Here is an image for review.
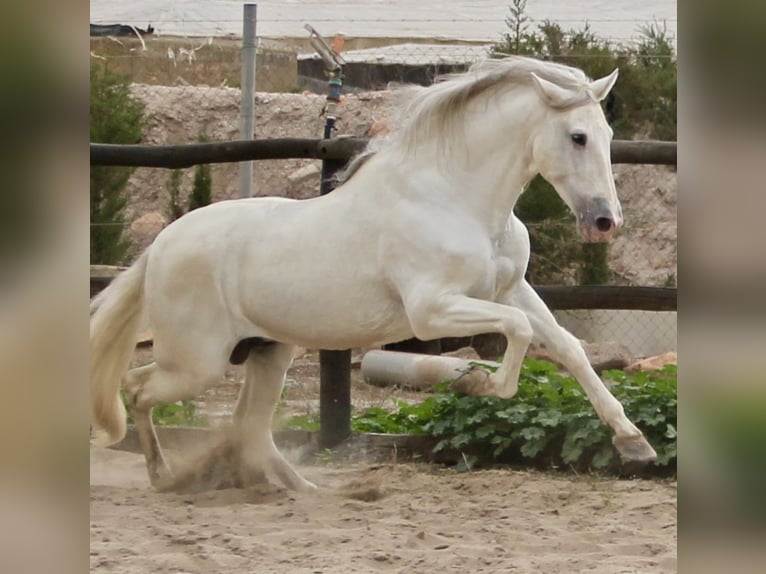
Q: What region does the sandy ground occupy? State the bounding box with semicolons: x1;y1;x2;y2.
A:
99;331;677;572
90;446;676;573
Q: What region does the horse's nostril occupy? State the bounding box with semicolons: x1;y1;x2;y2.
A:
595;217;613;232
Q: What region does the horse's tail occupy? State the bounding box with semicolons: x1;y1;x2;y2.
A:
90;250;150;446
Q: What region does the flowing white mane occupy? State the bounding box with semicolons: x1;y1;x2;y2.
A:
398;56;593;146
339;56;597;183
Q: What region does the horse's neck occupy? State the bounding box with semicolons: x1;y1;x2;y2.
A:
459;144;537;233
408;98;541;235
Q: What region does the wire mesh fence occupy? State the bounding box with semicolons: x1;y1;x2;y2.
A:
89;17;676;358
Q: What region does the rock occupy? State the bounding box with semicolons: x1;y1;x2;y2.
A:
130;211;167;243
582;341;634;372
287;163;321;185
367;117;391;137
526;343;561;365
441;346;481;361
625;351;677;372
283;378;308;391
292;347;308;359
528;340;633;373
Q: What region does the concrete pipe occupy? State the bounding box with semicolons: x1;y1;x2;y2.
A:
360;350;500;391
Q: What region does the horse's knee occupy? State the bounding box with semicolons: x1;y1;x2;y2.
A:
129;366;220;411
567;346;589;370
503;309;533;343
123;365;153;411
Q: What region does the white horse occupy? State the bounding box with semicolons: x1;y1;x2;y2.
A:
91;56;657;491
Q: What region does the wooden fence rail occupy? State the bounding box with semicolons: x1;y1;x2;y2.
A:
90;138;677;169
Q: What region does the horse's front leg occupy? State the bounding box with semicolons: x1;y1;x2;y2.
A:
405;293;533;398
507;280;657;463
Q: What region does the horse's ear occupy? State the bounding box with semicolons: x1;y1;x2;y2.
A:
530;73;578;108
589;69;619;102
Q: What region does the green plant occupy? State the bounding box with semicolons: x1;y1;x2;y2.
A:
626;21;677;141
166;168;185;221
188;134;212;212
663;273;677;287
90;63;145;264
283;358;677;475
447;360;675;473
500;0;535;55
579;243;610;285
515;177;580;284
281;413;320;432
153;400;206;426
121;390;206;427
428;360;675;473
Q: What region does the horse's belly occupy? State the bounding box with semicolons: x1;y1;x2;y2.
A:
240;282;414;349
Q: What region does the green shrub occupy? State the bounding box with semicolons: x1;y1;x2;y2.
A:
166;169;185;222
284;358;677;475
90;63;145;264
164;134;213;221
188;134;213;212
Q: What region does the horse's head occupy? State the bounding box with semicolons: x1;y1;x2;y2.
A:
529;69;622;242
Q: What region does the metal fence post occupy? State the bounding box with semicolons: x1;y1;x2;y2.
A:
239;4;257;198
318;153;351;449
305;25;352;449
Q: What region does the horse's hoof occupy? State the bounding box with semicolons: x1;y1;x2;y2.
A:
613;434;657;464
450;377;488;396
150;465;175;490
295;479;319;493
449;377;473;395
450;368;494;396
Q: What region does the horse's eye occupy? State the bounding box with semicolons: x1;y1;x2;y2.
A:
571;132;587;147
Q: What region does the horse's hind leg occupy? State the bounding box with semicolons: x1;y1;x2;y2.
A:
236;342;317;492
124;359;225;486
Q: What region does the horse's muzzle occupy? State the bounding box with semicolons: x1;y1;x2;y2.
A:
578;210;622;242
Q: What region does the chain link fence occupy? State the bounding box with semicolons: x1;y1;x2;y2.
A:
89;20;676;358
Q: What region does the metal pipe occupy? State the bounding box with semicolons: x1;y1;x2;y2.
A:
318;349;352;449
310;25;352;449
238;4;257;198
